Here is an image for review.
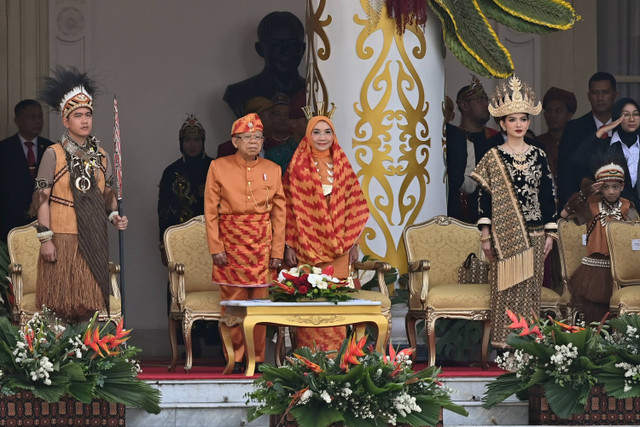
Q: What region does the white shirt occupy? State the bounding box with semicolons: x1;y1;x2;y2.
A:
18;134;39;159
594;115;613;137
611;130;640;187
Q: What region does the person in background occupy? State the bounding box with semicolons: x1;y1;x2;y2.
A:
450;76;498;223
265;93;299;175
158;114;213;259
288;89;308;144
537;87;577;181
0;100;54;242
557;72;617;211
204;113;285;373
444;96;471;221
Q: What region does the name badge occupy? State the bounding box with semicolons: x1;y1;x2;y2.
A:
582;234;587;246
632;239;640;251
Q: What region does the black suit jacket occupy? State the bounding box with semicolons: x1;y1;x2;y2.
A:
570;133;640;208
0;133;54;241
557;112;598;211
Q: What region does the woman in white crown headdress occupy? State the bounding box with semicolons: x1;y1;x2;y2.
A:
470;76;557;347
30;67;128;323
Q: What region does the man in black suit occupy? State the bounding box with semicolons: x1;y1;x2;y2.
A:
0;100;54;241
557;72;618;211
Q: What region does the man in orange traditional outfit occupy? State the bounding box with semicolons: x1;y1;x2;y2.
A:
204;113;285;373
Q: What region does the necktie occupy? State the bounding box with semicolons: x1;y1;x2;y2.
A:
25;141;36;179
599;125;608;139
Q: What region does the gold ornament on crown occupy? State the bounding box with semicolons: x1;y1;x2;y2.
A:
306;0;331;109
489;75;541;118
302;102;337;120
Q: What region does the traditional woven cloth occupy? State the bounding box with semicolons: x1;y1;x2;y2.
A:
211;213;272;286
283;116;370;264
471;148;534;291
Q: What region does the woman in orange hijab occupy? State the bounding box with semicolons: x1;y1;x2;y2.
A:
283;115;370;350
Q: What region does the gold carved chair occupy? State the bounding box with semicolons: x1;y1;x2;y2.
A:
606;220;640;315
557;218;587;323
164;215;220;372
402;216;491;368
7;222;121;327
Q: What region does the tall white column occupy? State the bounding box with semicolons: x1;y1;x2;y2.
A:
306;0;446;271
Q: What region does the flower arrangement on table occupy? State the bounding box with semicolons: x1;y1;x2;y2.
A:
247;335;468;427
482;310;640;419
0;308;161;414
270;265;355;303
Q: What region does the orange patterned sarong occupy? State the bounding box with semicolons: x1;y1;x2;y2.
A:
212;213;272;286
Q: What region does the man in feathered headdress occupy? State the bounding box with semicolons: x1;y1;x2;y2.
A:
31;66;128;323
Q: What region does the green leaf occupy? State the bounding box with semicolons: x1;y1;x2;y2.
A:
543;382;588;419
289;406;345;427
493;0;577;29
435;0;514;78
482;372;524;408
477;0;556;34
428;0;496;78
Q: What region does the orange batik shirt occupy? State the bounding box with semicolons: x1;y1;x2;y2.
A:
204;153;286;286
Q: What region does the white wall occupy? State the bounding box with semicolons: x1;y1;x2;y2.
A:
48;0;304;355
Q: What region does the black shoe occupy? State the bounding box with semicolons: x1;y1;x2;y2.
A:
232;362;244;374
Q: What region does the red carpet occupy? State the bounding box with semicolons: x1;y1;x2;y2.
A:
138;360;505;380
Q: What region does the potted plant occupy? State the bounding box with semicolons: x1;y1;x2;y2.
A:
0;308;161;423
482;310;640;424
246;335;467;427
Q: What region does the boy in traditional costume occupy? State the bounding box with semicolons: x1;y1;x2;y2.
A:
561;163;638;323
471;76;557;348
31;67;127;323
204;113;285;373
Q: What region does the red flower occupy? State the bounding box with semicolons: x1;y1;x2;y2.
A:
297;285;309;295
340;335;367;371
321;265;334;276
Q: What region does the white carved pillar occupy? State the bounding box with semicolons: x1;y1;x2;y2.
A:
48;0;92;137
306;0;446;271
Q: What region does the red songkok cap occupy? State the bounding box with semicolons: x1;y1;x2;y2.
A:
231;113;264;136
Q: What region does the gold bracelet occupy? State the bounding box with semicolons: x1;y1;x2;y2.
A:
479;235;491;242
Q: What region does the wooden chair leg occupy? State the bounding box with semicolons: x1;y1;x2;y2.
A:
168;317;179;372
275;326;286;367
481;319;491;370
405;315;418;362
427;317;437;367
183;318;194;372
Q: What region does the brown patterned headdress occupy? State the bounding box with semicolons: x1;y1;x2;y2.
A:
489;75;542;117
456;75;487;104
179;114;205;140
595;163;625;183
40;67;99;118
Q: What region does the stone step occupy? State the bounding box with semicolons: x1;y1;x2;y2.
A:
126;376;532;426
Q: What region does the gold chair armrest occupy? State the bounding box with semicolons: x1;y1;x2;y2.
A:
407;260;430;304
167;262;186;308
353;260;392;298
108;262;121;301
9;263;24;308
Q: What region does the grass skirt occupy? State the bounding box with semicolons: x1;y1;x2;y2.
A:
567;254;612;323
36;233;106;323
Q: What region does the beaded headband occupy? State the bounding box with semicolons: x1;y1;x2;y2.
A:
595;163;625;182
456;75;487;104
59;86;93;118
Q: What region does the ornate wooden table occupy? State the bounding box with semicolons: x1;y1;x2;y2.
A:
219;299;388;376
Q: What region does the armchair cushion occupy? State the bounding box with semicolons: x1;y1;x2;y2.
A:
425;284;490;310
541;287;561;304
183;290;222;313
610;286;640;313
19;293;121;316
